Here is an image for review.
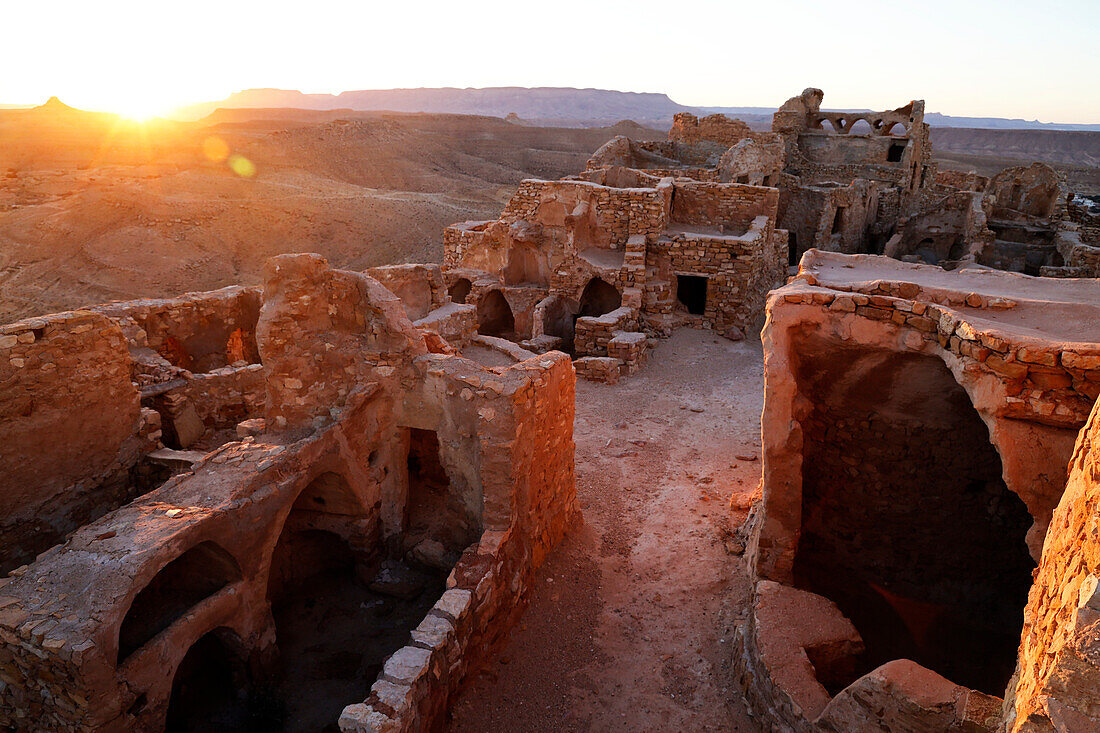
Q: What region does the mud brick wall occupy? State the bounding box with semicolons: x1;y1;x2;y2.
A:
341;354;577;732
500;179;668;247
443;224;493;268
658;219;784;332
0;311;155;573
574;307;639;357
93;286;261;373
1005;400;1100;732
670;182;779;231
179;364;266;430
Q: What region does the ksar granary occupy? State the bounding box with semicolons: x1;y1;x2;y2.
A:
1;89;1098;732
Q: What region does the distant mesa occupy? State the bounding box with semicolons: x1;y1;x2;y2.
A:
170;86;1100;132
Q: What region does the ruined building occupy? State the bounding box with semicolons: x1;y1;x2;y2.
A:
0;254;576;731
740;250;1100;731
1;86;1099;733
443;166;787;382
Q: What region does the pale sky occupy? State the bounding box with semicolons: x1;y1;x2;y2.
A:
3;0;1097;122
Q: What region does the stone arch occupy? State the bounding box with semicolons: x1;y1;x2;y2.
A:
787;341;1035;695
448;278;472;305
756;314;1074;588
117;542;242;663
534;294;578;352
848;118;872;134
503;244;547;286
577;277;622;318
266;470;372;603
163;627;261;732
476;290;515;337
886;122;908;137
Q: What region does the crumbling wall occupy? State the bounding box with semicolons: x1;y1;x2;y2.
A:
367;264;449;322
987;163;1061;221
886;189;994;264
718;137;785;186
92;286;262;372
670;112;757;147
778;180;879;257
257;254;427;431
341;350;577;732
0;256;578;733
1004;399;1100;732
0;311;157;573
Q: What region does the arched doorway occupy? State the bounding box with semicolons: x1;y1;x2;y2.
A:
118;542;241;663
448;278;472;305
476;290;515;338
265;471;447;731
790;344;1035;696
164;629;264;732
577;278;621;318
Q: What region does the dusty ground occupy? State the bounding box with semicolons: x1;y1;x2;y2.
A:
0;102;661;322
448;329;764;732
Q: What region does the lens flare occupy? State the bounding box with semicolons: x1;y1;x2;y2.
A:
228;154;256;178
202;136;230;162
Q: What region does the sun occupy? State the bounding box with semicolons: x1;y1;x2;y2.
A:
104;94;177;122
114;102;161;122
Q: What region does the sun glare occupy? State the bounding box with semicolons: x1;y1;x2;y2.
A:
115;103;160;122
100;94;178;123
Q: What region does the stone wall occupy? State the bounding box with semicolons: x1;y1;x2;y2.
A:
178;364;266;431
574;306;639;357
341;351;577;732
0;311;156;573
92;286;262;373
257;254;427;431
498;179;668;248
669;181;779;231
367;264;450;322
1004;399;1100;732
669;112;757;147
0;258;578;733
657;216;785;332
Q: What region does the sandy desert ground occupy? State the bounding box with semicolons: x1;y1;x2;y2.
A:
2;100;1097;325
0;101;660;323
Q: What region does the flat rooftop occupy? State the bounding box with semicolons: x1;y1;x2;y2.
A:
797;250;1100;345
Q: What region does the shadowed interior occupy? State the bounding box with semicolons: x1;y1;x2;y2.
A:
790;340;1036;696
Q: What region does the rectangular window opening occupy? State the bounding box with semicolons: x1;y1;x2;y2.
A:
676;275;708;316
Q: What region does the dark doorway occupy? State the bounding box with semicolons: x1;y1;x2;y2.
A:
164;629;267;732
265;473;438;732
577;278;622;318
406;429;478;553
448;278;472;305
791;345;1035;696
119;543;241;662
788;232;800;267
476;290;515;338
676;275;707;316
887;142;906;163
831;206;845;235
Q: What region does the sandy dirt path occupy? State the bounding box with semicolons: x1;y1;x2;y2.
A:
448;328;765;732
